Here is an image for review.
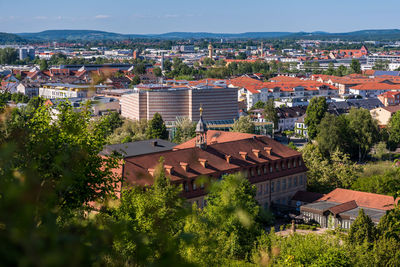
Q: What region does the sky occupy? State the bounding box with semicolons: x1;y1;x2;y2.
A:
1;0;400;34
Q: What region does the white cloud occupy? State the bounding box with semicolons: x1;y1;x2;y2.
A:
95;14;111;19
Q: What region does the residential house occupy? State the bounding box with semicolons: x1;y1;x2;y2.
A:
294;114;308;137
370;105;400;127
300;188;396;229
378;91;400;106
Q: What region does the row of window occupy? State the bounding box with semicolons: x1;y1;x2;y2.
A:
256;175;304;196
247;157;303;178
183;180;205;192
182;157;303;193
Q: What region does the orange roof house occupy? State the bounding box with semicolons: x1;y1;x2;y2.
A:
300;188;397;228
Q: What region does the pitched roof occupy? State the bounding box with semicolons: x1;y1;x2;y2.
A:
328;200;358;215
101;139;177;158
269;76;303;82
175;130;261;149
228;76;266;94
382;105;400;114
124;134;304;186
350;82;400;90
317;188;396;210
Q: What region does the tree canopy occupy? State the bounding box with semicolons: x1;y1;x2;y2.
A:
231;116;255;134
304;97;328;139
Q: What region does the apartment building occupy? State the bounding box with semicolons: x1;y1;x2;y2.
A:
120;84;238;122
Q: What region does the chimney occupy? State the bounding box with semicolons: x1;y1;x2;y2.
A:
264;147;272;155
252;149;261;158
165;165;174;175
148;168;155;176
180;162;189;172
152;140;158;147
199;158;208;168
239;151;248;160
225;154;232;163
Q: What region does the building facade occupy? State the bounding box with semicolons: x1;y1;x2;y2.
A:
119;125;307;209
120;85;238;122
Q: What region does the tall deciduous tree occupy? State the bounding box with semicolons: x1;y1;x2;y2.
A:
173;117;195;144
146;112;168;140
350;59;361;74
0;102;120;211
346;107;379;162
39;59;48;71
304;97;328;139
264;99;278;129
113;158;186;262
316;113;348;157
182;173;261;264
388;111;400;150
231;116;255;134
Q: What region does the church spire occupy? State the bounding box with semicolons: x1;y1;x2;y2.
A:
195;105;207;149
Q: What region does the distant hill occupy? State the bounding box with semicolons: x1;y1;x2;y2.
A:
0;32;25;44
17;30;138;41
12;29;400;41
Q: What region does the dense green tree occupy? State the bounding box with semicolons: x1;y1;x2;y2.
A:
316;113;348;157
346;107;379;161
304;97;328;139
39;59;48;71
112;158;187;263
350;59;361;74
0;47;17;64
134;63;146;75
252;100;265;109
153;66;162;77
265;232;349;266
231;116;255;134
182;173;261;264
106;119;148;144
335;65;349;76
146;112;168;139
263;99;278;129
351;168;400;196
95;111;123;138
1;102;120;211
302;144;360;192
348;209;376;246
173;117;196;144
388;111;400;150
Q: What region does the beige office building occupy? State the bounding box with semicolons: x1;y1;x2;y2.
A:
120;85;238;122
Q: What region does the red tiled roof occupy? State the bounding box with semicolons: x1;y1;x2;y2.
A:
270;76;303;82
382;105;400;113
379;91;400;99
350;82;400;90
328;200;358;215
123;134;304;187
175;130;261;149
317;188;396;210
228;76;266;94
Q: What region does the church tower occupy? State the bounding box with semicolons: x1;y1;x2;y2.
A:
195;106;208;149
208;42;213;59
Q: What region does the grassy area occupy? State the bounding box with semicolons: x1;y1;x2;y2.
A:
359;161;396;177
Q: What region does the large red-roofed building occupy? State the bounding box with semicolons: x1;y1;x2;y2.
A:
118;114;307;208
